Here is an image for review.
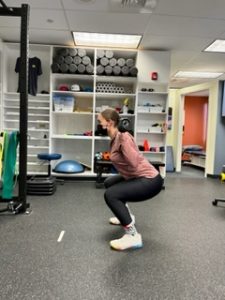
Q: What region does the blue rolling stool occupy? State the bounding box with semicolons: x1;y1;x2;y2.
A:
37;153;62;178
27;153;62;195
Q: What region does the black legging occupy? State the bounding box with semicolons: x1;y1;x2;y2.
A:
104;174;163;226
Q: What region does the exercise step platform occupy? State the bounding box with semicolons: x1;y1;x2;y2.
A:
27;177;56;195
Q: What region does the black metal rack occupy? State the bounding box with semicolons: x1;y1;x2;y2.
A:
0;1;30;214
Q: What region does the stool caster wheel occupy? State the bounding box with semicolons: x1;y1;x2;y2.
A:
212;200;218;206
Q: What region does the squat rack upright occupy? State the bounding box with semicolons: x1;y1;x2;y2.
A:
0;1;30;214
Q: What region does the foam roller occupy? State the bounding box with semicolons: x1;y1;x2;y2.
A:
82;56;91;65
64;56;73;64
97;50;105;59
77;48;86;57
54;55;64;64
126;58;135;67
109;57;117;67
117;58;126;67
97;65;104;75
58;48;69;57
51;63;60;73
77;64;86;74
86;64;94;74
68;48;77;57
130;67;138;77
100;57;109;66
69;64;77;73
105;65;113;75
73;56;82;65
60;63;69;73
113;66;121;76
105;50;114;58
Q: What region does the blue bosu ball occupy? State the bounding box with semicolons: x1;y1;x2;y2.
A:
54;160;84;173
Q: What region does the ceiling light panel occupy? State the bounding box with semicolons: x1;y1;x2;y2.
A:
204;39;225;53
73;32;142;48
174;71;223;79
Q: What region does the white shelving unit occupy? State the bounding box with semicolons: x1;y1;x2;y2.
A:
50;47;138;177
136;89;168;176
2;43;51;175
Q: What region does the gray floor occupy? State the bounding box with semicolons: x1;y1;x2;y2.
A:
1;173;225;300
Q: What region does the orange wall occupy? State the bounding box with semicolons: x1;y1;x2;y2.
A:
183;96;208;149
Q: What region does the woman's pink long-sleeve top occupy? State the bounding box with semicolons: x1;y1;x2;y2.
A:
110;131;159;180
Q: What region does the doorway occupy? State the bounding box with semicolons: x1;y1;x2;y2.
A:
181;90;209;177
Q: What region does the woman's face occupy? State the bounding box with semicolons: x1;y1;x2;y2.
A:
97;113;110;130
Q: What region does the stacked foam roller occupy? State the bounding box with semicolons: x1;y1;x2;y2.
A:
51;47;94;75
96;82;125;93
96;50;138;77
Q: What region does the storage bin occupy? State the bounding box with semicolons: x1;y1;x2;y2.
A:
53;95;75;112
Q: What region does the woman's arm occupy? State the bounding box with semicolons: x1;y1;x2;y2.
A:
119;132;140;168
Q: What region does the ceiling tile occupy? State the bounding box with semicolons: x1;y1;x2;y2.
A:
29;9;69;30
3;0;62;9
61;0;108;11
145;15;225;38
29;29;73;46
66;11;151;34
155;0;225;19
140;35;212;52
0;27;20;43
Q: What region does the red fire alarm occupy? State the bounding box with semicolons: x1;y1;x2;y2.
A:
151;72;158;81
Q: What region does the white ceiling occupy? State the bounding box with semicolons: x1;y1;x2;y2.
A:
1;0;225;89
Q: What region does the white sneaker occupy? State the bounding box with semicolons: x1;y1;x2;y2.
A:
109;214;135;225
110;233;143;251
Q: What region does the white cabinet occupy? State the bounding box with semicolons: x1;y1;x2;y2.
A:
2;43;51;175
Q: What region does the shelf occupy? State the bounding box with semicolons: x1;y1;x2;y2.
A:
4;105;49;110
96;93;136;98
27;145;49;149
138;91;168;95
141;151;165;154
94;136;110;140
52;90;93;97
136;131;166;135
4;92;50;98
51;74;94;80
52;111;92;116
137;111;166;115
5;119;49;124
96;75;137;83
51;134;92;140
